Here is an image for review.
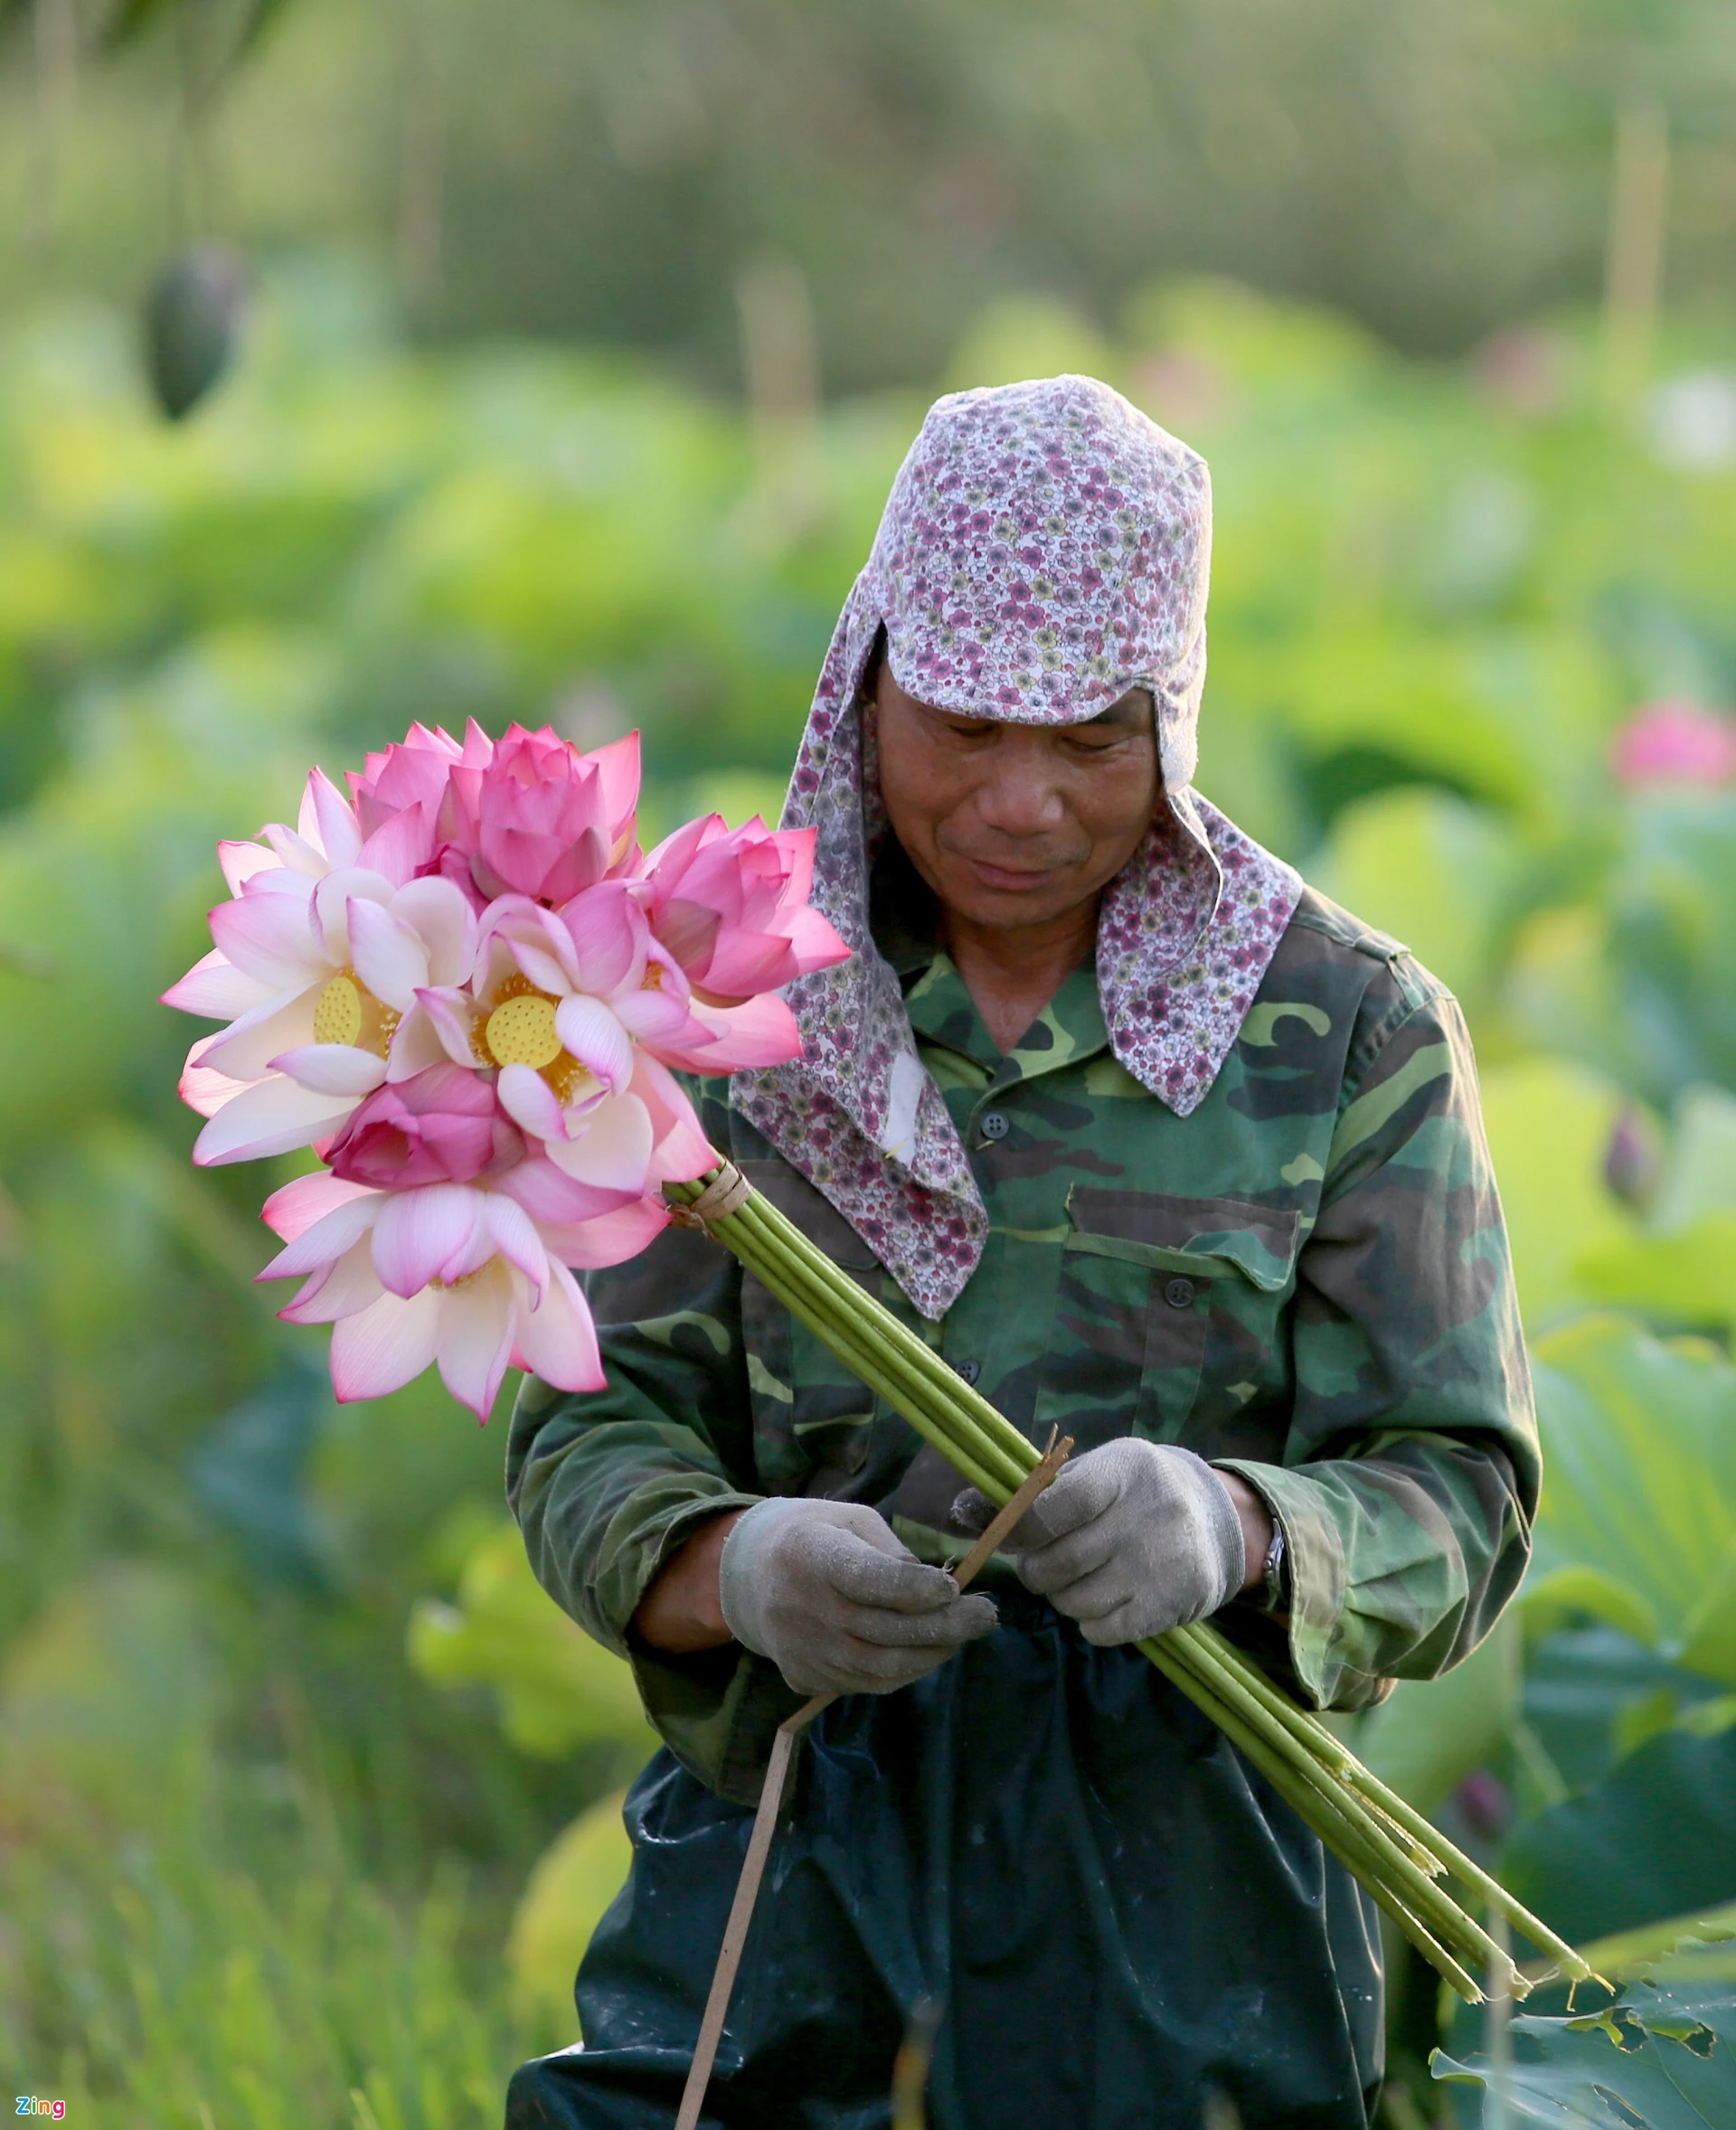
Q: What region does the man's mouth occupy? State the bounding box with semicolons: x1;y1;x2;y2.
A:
956;853;1060;891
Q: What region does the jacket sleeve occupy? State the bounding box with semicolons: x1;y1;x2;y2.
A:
507;1179;813;1803
1217;972;1539;1712
506;1216;763;1659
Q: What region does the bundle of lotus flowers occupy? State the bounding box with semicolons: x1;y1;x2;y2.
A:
666;1164;1591;2007
164;721;849;1418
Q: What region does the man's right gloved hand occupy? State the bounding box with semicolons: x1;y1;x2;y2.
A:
717;1496;997;1697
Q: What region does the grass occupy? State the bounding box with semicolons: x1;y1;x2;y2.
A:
1;1823;521;2128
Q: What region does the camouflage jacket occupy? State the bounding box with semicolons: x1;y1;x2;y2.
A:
508;885;1539;1805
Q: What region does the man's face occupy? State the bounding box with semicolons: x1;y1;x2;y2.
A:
873;660;1161;933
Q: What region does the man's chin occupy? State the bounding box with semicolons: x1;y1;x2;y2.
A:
941;876;1095;931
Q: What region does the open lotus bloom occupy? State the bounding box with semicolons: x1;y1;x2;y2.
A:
165;721;850;1418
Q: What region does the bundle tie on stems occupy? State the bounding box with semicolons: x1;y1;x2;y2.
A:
673;1428;1074;2130
665;1160;1598;2043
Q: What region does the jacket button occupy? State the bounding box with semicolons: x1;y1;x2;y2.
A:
1164;1277;1197;1309
954;1359;982;1385
979;1110;1010;1141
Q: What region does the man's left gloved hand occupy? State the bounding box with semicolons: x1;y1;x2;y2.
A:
953;1437;1249;1645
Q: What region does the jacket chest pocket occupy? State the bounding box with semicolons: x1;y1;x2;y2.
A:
735;1155;882;1495
1036;1186;1302;1452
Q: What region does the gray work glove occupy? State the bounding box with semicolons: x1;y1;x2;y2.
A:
953;1438;1247;1645
718;1496;998;1697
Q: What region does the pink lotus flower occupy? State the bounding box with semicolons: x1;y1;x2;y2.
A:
414;882;748;1173
1612;699;1736;787
258;1166;638;1419
326;1063;514;1191
445;725;640;904
639;814;848;1003
221;759;439;898
165;862;479;1165
348;720;493;842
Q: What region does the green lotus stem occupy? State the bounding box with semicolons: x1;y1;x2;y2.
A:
665;1167;1571;2002
1153;1627;1460;1898
725;1202;1022;1495
731;1201;1037;1503
1167;1626;1472;1893
1132;1627;1486;1999
1139;1627;1518;1994
1339;1767;1591;1982
732;1195;1037;1475
1184;1595;1585;1972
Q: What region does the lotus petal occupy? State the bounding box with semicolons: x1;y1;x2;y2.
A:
299;764;363;869
675;993;805;1072
514;1259;604;1390
481;1190;550;1298
260;823;333;878
179;1036;257;1120
561;881;647;997
383;1002;454;1082
357;798;434;886
638;812;714;881
278;1238;386;1324
435;1259;517;1419
311;866;397;960
418;991;486;1078
633;1053;717;1181
496;1153;641;1230
218;839;281;894
209;881;324;991
537;1193;670;1270
270;1044;390;1098
610;985;715;1054
495;913;578;998
261;1168;378;1243
370;1183;484;1296
329;1286;442;1401
695;928;799;1002
347;895;432;1012
496;1061;571;1144
198;987;317;1082
591;731;641;845
161;948;274;1020
391;875;476;989
259;1188;384;1277
553;994;633;1094
546;1091;654;1193
193;1074;357;1165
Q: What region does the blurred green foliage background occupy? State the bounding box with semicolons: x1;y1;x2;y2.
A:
3;3;1736;2125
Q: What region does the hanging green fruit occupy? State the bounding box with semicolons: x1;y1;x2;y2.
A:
143;243;250;420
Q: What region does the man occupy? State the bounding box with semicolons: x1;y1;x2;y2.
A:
505;375;1535;2128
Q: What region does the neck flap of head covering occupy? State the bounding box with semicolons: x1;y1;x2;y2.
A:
732;374;1301;1320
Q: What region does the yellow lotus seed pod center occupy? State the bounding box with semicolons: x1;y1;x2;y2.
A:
313;974;364;1048
486;992;562;1070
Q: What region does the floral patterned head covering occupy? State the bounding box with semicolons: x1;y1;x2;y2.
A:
733;375;1301;1319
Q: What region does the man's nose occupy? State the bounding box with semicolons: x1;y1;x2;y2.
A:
973;742;1067;837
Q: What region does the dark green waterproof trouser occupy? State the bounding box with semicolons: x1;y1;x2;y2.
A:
505;1590;1383;2130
